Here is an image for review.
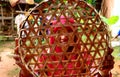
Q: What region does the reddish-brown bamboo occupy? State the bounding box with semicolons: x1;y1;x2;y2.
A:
15;0;114;77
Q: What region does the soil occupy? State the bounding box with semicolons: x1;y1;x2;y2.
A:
0;42;20;77
0;41;120;77
111;60;120;77
0;49;18;77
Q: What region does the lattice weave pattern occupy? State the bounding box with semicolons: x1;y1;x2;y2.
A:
16;0;113;77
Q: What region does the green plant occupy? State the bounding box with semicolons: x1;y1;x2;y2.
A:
101;16;119;26
0;4;7;6
34;0;43;3
7;68;20;77
101;16;119;38
0;36;7;41
112;46;120;60
85;0;96;7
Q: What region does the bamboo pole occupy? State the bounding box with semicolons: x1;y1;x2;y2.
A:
0;5;4;25
11;8;14;33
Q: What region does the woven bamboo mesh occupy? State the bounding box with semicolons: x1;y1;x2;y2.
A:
16;0;113;77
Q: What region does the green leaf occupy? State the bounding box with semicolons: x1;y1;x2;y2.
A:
34;0;43;3
100;16;109;25
108;16;119;25
101;16;119;26
87;0;92;4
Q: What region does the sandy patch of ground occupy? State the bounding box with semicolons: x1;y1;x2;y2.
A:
112;60;120;77
0;48;19;77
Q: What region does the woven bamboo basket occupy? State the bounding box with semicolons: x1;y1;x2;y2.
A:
14;0;114;77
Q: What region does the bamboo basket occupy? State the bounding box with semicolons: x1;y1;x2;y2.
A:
14;0;114;77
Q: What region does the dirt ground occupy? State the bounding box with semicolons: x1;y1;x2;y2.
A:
0;49;19;77
0;41;120;77
111;60;120;77
0;41;20;77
